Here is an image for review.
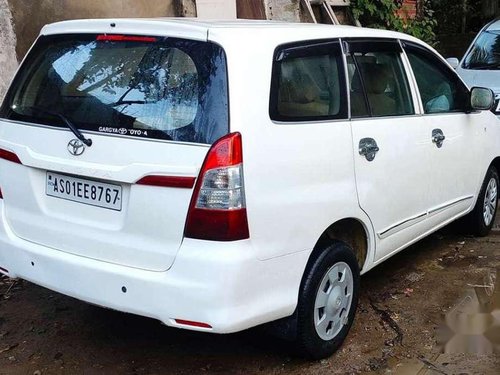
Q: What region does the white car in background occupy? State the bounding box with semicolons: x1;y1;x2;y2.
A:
0;19;499;359
448;18;500;116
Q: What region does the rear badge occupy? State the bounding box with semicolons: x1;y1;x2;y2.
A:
67;139;85;156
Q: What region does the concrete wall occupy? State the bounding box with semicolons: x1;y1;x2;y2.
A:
8;0;178;60
197;0;236;19
6;0;308;62
0;0;18;101
264;0;300;22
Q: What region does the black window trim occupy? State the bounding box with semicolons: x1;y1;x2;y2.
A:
343;38;403;54
269;38;349;123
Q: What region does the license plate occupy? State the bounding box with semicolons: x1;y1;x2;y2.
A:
46;172;122;211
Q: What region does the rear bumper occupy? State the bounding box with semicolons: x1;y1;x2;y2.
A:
0;204;307;333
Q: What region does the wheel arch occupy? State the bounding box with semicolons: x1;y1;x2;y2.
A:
309;218;371;273
478;157;500;207
490;157;500;178
461;158;499;215
268;217;373;341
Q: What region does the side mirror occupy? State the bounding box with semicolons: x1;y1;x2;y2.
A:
471;87;495;111
446;57;460;69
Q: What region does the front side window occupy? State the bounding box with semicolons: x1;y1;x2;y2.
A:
346;40;414;118
463;30;500;70
270;40;347;122
0;34;229;144
405;45;470;114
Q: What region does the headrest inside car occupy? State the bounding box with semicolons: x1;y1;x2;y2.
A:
280;60;320;104
352;62;389;95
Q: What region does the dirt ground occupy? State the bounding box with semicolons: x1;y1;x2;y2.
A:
2;219;500;375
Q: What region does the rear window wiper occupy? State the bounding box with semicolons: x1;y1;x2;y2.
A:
13;105;92;146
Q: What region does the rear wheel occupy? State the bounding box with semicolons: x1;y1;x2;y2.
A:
465;166;499;236
295;241;360;359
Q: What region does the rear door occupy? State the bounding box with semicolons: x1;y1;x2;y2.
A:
347;39;434;262
0;33;229;271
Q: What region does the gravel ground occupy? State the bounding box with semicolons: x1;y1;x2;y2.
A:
1;220;500;374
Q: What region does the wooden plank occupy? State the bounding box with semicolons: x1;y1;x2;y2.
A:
236;0;266;19
329;0;351;5
302;0;359;25
322;2;339;24
301;0;318;23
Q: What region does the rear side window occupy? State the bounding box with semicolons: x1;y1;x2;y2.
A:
345;40;414;118
270;40;347;122
0;34;229;144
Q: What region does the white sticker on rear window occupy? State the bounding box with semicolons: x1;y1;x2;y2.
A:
98;127;149;137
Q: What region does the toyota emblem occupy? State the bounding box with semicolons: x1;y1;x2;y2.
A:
67;139;85;156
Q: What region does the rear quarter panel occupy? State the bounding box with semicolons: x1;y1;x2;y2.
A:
211;28;375;265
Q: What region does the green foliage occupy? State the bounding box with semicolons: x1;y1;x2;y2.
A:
433;0;484;35
351;0;437;45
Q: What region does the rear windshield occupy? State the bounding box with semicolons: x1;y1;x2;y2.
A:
0;34;229;144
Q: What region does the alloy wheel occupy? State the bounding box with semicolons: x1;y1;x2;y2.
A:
483;177;498;227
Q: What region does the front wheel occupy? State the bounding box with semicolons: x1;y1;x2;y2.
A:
465;166;499;236
295;241;360;359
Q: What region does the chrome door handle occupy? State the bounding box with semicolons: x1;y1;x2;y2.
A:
359;138;379;162
432;129;446;148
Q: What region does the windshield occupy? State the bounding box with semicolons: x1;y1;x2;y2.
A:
463;30;500;70
0;34;229;144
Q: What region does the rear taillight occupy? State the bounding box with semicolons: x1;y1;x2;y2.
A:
0;148;21;200
174;319;212;329
184;132;249;241
0;148;21;164
136;175;195;189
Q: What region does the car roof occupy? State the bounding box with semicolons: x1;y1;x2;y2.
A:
40;18;426;46
486;18;500;31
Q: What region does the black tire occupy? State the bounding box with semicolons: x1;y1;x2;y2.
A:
294;241;360;360
464;166;499;237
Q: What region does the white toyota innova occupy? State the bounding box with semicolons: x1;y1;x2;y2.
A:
0;19;499;359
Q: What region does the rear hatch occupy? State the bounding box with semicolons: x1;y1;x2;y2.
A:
0;32;229;271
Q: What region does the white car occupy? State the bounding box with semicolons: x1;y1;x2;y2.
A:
448;18;500;117
0;19;498;359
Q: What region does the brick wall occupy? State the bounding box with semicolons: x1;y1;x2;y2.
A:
397;0;418;20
